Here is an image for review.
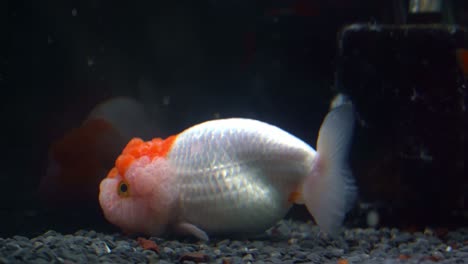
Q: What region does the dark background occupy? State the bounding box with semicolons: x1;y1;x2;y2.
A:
3;0;467;237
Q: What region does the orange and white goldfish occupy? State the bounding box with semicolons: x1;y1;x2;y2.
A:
98;104;357;240
39;96;158;208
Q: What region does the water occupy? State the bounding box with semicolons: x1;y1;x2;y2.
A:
3;0;467;259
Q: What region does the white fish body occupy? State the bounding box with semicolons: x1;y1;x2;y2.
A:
99;104;357;241
169;118;316;236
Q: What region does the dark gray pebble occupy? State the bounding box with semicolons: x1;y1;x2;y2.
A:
269;257;284;264
228;256;244;264
307;252;322;262
293;250;308;260
217;239;230;247
251;241;264;249
461;246;468;252
243;253;254;261
300;239;318;249
393;232;413;244
229;240;244;249
347;253;370;263
324;247;344;258
1;220;468;264
156;260;172;264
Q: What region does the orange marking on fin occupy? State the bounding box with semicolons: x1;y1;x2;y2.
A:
288;191;302;203
109;135;178;178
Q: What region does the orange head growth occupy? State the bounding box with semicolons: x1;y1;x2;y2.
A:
107;135;177;178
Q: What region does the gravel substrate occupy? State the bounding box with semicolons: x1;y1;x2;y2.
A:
1;220;467;264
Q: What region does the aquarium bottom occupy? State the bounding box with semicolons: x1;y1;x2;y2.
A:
1;219;467;264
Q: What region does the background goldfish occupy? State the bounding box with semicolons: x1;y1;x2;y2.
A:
39;96;159;209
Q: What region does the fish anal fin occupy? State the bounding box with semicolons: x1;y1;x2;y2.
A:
175;222;209;241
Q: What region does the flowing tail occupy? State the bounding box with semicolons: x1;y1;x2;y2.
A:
302;103;357;235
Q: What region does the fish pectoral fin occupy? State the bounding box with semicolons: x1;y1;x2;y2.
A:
175;222;209;241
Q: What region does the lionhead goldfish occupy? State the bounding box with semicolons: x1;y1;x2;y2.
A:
99;104;357;240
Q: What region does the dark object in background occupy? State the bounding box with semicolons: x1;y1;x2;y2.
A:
336;23;467;229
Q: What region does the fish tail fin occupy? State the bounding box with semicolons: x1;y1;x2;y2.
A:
302;103;357;235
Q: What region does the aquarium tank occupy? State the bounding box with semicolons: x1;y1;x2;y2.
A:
3;0;467;263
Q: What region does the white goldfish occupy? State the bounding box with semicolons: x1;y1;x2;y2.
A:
99;104;357;240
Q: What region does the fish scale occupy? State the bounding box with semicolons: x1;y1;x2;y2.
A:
167;119;315;234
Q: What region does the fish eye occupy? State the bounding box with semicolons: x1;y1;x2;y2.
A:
120;183;128;192
118;181;130;197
